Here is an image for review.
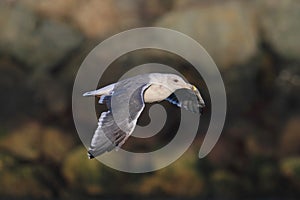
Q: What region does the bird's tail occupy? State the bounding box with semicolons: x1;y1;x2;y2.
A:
83;84;115;97
83;90;101;97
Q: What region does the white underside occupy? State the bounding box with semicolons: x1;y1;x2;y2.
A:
143;84;172;103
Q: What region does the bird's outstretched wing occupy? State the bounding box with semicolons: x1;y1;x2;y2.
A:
88;82;151;159
166;88;204;113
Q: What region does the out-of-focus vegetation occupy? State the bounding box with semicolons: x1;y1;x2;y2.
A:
0;0;299;199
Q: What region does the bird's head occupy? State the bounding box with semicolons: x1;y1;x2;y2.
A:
164;74;205;107
149;73;186;90
164;74;189;91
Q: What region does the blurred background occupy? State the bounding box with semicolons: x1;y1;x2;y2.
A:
0;0;300;199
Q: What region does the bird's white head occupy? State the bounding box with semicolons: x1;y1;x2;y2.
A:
149;73;205;107
149;73;190;91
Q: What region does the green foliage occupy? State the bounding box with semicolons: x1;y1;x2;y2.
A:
137;151;204;197
62;146;104;194
211;170;240;198
280;157;300;188
0;164;51;198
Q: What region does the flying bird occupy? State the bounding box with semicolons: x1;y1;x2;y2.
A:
83;73;205;159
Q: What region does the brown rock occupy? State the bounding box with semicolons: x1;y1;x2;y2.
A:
259;0;300;61
71;0;141;38
140;0;174;23
0;1;83;70
23;0;76;20
156;1;258;69
24;0;142;38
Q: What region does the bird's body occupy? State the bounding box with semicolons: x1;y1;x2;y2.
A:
83;73;205;159
144;84;172;102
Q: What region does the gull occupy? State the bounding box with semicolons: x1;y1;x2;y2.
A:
83;73;205;159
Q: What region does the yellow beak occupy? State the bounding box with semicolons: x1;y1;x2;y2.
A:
192;85;197;91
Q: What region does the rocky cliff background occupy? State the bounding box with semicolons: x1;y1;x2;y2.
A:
0;0;300;199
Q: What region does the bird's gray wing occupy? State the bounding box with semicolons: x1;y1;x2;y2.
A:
88;82;151;159
166;89;204;113
98;95;112;109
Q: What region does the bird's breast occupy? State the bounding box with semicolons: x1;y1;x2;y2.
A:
143;84;172;103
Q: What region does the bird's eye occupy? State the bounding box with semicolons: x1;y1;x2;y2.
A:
174;79;179;83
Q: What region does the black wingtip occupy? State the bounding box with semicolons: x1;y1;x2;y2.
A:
199;107;203;115
87;151;95;159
